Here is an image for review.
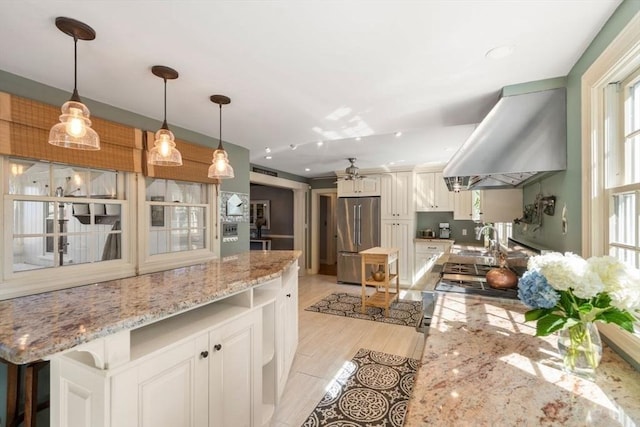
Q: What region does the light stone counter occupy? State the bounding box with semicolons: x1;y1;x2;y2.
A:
0;250;301;364
405;293;640;426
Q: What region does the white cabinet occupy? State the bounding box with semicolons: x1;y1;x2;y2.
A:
479;189;523;223
413;240;452;284
415;172;453;212
337;176;380;197
51;262;300;427
380;172;414;220
381;219;413;284
208;312;261;427
453;191;474;220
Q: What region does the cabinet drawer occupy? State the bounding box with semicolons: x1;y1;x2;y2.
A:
415;241;451;255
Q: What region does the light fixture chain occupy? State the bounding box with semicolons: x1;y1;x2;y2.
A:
73;37;78;93
218;104;223;149
163;77;168;125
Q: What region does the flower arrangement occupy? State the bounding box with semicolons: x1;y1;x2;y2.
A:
518;252;639;335
518;252;640;376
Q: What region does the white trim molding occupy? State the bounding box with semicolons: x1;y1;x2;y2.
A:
581;10;640;368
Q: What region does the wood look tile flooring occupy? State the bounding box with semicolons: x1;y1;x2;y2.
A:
271;274;425;427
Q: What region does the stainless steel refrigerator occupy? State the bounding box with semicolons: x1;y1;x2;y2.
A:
337;196;380;284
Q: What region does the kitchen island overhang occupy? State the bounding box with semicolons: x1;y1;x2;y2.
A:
405;292;640;426
0;250;301;365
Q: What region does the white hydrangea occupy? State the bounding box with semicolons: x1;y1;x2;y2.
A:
588;256;640;311
529;252;598;294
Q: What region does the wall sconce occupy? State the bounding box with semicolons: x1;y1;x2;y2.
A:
207;95;234;179
147;65;183;166
48;17;100;150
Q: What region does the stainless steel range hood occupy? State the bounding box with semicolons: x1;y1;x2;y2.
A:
443;87;566;191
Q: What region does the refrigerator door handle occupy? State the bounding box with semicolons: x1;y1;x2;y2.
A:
353;204;358;245
358;204;362;245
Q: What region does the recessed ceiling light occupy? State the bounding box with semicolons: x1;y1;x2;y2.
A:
355;137;361;141
486;45;515;60
290;144;297;150
395;131;402;137
265;147;271;153
265;155;272;160
317;141;324;147
305;168;310;172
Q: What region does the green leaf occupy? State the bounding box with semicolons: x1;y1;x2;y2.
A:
525;308;550;322
535;314;568;336
599;310;637;333
578;303;594;314
593;293;612;308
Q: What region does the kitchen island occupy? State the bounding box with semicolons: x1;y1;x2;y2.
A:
0;250;301;427
405;293;640;426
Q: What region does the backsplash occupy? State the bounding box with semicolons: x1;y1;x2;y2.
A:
416;212;480;243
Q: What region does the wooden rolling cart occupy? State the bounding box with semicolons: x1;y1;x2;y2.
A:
360;247;400;316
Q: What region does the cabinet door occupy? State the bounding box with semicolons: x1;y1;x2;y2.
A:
358;175;381;196
415;172;437;211
480;189;523;223
337;180;356;197
433;172;454;211
394;172;414;219
453;191;473;220
276;263;299;399
209;311;261;427
111;335;209;427
380;174;395;219
380;220;413;284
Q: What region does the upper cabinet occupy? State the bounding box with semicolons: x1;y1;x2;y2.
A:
337;176;381;197
415;172;453;212
478;189;523;223
380;172;414;220
453;190;474;220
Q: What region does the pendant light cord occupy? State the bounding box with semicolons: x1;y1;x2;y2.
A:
162;78;168;129
218;104;223;149
70;36;81;102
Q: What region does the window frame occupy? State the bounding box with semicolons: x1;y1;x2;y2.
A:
136;176;218;275
0;157;137;299
582;11;640;366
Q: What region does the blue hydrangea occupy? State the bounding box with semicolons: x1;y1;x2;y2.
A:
517;270;560;309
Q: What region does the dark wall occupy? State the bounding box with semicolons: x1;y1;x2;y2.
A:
250;184;294;250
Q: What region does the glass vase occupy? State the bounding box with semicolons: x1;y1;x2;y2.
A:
556;321;602;380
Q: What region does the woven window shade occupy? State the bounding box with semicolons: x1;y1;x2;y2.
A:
143;131;221;185
0;92;142;172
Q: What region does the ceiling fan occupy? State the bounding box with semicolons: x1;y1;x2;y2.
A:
337;157;366;182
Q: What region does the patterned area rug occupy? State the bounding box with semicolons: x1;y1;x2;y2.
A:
302;348;419;427
305;292;422;328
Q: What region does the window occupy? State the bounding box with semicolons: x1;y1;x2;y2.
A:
139;177;215;273
2;157;132;298
607;70;640;267
583;12;640;363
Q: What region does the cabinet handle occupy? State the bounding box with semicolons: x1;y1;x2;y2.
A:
286;293;291;297
200;350;209;359
213;344;222;351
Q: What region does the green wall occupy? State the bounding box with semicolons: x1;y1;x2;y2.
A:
0;69;250;256
517;1;640;254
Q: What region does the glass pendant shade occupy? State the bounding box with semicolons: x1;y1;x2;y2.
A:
148;65;182;166
208;94;234;179
48;17;100;150
49;100;100;150
208;147;234;179
148;127;183;166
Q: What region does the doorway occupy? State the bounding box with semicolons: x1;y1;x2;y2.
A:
318;194;337;275
310;188;337;275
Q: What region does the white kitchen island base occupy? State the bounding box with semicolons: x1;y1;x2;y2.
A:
47;258;299;427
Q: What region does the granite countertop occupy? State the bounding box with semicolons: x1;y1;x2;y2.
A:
405;293;640;426
0;250;301;365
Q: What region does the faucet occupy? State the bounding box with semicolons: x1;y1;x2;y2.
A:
475;224;501;255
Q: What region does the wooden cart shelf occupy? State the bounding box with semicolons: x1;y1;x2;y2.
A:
360;247;400;316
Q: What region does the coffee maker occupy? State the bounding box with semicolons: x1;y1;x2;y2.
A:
439;222;451;239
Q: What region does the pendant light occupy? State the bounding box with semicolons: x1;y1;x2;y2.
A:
147;65;183;166
48;17;100;150
208;95;234;179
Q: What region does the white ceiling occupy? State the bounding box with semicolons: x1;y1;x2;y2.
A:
0;0;621;179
